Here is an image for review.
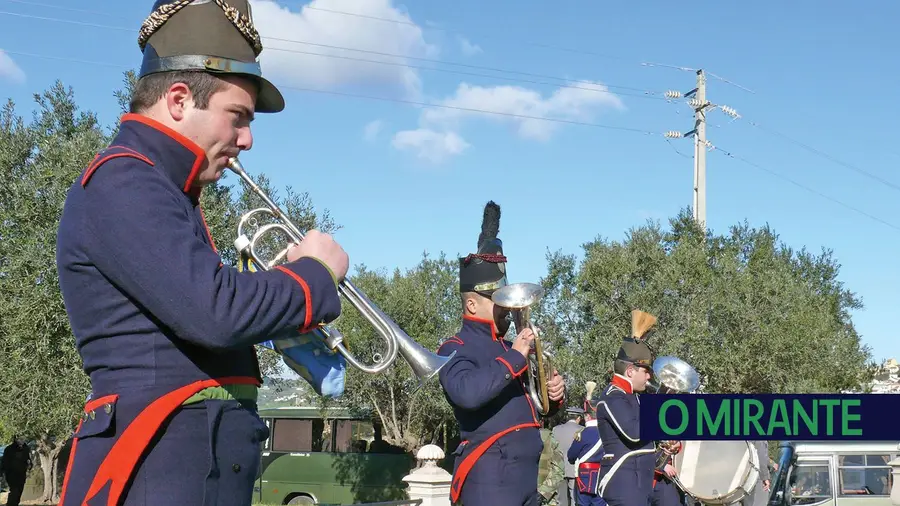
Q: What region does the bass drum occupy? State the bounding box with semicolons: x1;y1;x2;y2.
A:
672;440;760;505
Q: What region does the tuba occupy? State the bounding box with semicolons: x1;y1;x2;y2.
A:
645;355;701;467
491;282;555;416
227;157;455;384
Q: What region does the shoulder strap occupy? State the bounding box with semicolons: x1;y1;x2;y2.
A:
82;145;154;187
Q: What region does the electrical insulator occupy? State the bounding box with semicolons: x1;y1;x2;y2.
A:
664;90;682;99
664;131;683;139
720;105;740;118
688;98;706;108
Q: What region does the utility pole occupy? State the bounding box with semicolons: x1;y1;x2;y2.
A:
692;70;707;227
664;69;739;230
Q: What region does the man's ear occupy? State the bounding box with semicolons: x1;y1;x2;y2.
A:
166;82;193;121
464;295;477;315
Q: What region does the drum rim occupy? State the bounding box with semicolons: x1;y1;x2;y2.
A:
672;441;762;504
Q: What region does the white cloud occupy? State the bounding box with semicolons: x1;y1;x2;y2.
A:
390;80;625;163
0;50;25;85
391;128;470;164
250;0;437;97
422;81;625;142
363;119;383;141
458;36;482;56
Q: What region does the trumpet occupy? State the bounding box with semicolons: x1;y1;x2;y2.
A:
226;157;455;383
491;282;554;416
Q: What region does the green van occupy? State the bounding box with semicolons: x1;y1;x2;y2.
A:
253;407;416;505
769;441;899;506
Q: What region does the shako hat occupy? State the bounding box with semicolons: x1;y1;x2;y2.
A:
137;0;285;113
459;201;508;296
616;309;656;368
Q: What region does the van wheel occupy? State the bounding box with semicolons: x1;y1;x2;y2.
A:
286;495;315;505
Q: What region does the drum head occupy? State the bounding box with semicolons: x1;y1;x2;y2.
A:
672;440;760;505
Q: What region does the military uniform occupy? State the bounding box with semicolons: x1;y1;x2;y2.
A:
651;443;685;506
438;202;562;506
55;2;341;505
567;420;607;506
539;428;566;505
590;311;661;506
553;407;586;506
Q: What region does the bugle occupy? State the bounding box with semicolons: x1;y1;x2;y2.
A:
227;157;454;384
491;282;555;416
646;355;700;468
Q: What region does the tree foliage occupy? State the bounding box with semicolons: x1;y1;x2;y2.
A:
535;211;876;404
0;82;107;502
326;253;462;452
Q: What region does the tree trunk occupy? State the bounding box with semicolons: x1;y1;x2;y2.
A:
36;433;64;504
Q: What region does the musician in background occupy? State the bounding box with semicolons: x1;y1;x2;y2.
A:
591;310;660;506
567;392;606;506
553;407;587;506
437;201;567;506
54;2;348;505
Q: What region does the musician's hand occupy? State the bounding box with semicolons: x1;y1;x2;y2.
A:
511;327;535;358
287;230;349;283
547;370;565;401
664;464;677;478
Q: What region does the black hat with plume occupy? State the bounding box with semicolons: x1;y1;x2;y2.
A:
459;201;508;295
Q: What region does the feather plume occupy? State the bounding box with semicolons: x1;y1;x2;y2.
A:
631;309;657;340
585;381;597;401
477;201;501;251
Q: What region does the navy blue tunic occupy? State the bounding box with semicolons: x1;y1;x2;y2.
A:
437;315;561;506
567;420;608;506
55;113;343;506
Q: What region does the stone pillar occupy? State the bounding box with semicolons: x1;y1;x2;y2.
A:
889;457;900;506
403;444;452;506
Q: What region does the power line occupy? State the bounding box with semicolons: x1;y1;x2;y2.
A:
0;50;661;136
710;145;900;233
0;0;679;68
7;48;894;233
0;9;669;102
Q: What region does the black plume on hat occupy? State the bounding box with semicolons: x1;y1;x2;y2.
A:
459;201;508;294
477;201;501;252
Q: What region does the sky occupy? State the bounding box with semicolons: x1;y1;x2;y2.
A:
0;0;896;364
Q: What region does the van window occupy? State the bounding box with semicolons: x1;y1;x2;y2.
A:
334;419;375;453
838;454;893;496
270;418;330;452
789;460;832;505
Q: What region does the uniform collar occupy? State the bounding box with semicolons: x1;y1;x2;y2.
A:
586;419;597;427
611;374;634;394
117;113;207;203
461;314;500;341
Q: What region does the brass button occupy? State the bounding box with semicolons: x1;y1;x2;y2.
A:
104;404;112;414
90;410;96;420
505;373;511;379
232;464;241;473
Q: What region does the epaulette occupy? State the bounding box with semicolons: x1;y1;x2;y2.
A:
573;427;584;442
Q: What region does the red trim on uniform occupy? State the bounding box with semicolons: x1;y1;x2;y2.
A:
274;266;313;332
81;151;154;187
499;339;539;423
57;419;83;506
611;374;634;394
462;314;500;341
437;336;463;352
80;376;260;506
576;462;601;493
84;394;119;413
449;422;540;503
579;462;601;470
120;113;206;192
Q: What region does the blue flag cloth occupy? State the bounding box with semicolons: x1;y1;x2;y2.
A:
239;253;347;398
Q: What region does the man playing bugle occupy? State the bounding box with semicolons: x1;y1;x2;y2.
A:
437;201;567;506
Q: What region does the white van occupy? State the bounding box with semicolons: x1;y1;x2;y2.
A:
769;441;899;506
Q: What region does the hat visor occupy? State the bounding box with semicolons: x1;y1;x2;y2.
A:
254;75;285;114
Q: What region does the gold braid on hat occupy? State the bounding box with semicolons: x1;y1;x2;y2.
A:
138;0;263;56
